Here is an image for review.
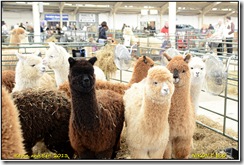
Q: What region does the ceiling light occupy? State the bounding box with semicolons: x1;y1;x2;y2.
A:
150;10;158;15
141;9;148;15
76;4;83;7
212;8;217;10
16;2;26;4
221;8;229;11
43;3;50;5
65;3;72;6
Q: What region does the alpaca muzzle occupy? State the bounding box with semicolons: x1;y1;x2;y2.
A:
161;83;169;96
173;69;180;84
82;75;90;87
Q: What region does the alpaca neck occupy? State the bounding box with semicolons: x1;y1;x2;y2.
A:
190;83;202;106
14;75;41;92
142;95;170;127
70;88;99;130
53;56;69;87
54;66;69;87
172;84;191;109
128;65;148;85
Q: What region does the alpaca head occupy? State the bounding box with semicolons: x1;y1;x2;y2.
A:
189;57;206;85
43;42;69;69
145;66;174;102
15;51;46;78
163;53;191;87
68;57;97;93
135;56;154;70
10;28;28;44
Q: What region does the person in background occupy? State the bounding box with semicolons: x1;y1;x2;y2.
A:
208;19;225;56
2;21;8;42
19;23;26;30
148;21;156;35
160;21;169;34
224;16;235;56
159;21;170;54
121;23;127;33
98;21;108;40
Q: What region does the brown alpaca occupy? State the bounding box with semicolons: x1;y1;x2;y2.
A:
1;87;26;159
59;56;154;97
68;57;125;159
163;53;195;159
128;55;154;86
2;70;15;93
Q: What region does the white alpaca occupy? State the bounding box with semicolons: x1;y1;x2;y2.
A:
124;66;175;159
12;51;55;92
189;57;206;114
43;42;106;87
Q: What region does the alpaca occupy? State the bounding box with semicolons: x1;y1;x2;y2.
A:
68;57;124;159
12;51;56;92
9;27;29;45
124;66;175;159
58;55;154;97
12;88;74;159
1;87;26;159
189;57;206;114
163;53;195;159
2;70;15;93
2;28;47;71
43;42;106;87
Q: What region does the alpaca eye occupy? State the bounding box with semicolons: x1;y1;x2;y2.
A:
191;67;193;69
153;82;158;85
31;64;35;67
201;68;203;70
50;55;54;58
182;70;185;73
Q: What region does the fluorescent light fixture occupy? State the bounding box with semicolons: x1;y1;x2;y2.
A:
65;3;72;6
150;9;158;14
230;2;238;3
16;2;26;4
125;5;128;7
212;8;217;10
43;3;49;5
144;6;148;8
129;5;133;8
76;4;83;7
221;8;229;11
85;4;96;7
27;2;33;4
178;7;182;9
141;9;148;15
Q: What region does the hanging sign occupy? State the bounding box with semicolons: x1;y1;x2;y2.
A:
79;14;96;22
44;14;69;21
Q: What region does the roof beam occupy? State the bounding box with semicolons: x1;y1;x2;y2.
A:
59;2;65;12
74;6;79;14
202;2;221;14
225;11;235;17
160;3;168;14
112;2;123;14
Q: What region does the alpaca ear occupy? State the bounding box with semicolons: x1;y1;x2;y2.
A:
143;56;147;63
68;57;76;67
15;52;27;61
163;52;172;61
184;53;191;63
88;57;97;65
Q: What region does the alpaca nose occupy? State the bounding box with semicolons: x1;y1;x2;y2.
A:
173;69;179;79
161;83;169;95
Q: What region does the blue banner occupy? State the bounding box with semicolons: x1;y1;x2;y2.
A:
44;14;69;21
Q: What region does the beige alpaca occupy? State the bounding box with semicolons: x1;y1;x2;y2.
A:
163;53;195;159
124;66;175;159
